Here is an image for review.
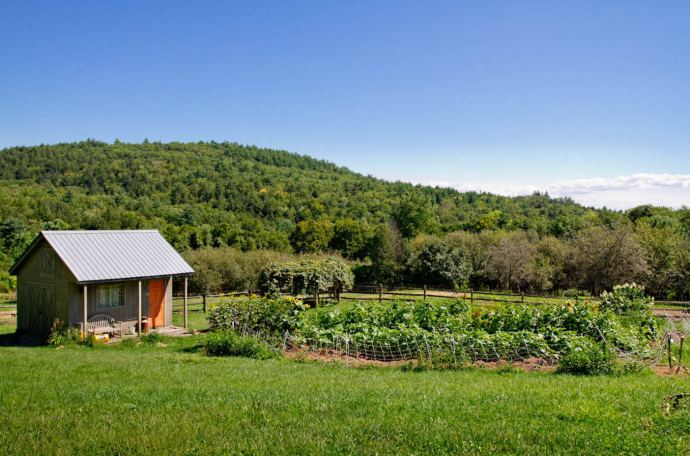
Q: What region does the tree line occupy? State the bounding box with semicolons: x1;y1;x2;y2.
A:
0;140;688;297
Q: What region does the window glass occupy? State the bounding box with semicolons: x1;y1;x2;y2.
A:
97;284;124;308
97;288;109;308
110;285;123;307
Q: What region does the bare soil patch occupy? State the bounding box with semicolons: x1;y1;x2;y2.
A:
652;366;690;378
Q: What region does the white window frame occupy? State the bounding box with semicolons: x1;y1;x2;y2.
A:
97;283;125;309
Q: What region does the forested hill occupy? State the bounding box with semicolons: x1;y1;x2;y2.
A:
1;140;593;247
1;139;596;228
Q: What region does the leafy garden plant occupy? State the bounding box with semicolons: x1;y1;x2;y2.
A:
208;294;309;333
599;283;654;313
47;319;82;347
556;337;616;375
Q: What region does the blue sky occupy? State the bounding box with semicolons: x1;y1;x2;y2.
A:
1;1;689;209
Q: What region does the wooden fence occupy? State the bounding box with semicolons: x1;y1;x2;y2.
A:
347;284;690;307
0;301;17;326
171;291;253;313
170;284;690;314
343;284;600;306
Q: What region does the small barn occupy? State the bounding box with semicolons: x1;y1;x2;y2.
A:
9;230;194;337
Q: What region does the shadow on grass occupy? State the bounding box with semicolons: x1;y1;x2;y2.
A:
0;330;46;347
178;342;203;354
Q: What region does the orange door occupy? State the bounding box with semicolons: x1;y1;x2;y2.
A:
149;280;166;328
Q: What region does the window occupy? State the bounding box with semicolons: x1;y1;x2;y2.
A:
97;284;124;308
39;249;55;278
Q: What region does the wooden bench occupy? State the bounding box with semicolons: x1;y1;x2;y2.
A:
86;314;121;337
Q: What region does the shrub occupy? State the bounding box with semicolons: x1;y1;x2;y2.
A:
557;338;615;375
599;283;653;313
563;289;588;298
202;331;281;360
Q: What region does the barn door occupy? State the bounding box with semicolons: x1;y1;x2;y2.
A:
28;282;56;335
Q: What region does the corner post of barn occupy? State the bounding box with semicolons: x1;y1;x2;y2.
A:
184;277;188;330
138;280;142;335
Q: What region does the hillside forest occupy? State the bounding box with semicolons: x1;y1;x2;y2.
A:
0;140;688;298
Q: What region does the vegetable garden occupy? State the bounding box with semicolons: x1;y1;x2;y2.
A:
206;283;676;373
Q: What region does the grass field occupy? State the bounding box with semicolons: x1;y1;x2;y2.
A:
1;320;690;456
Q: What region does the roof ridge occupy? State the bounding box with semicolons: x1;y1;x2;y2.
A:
42;230;159;234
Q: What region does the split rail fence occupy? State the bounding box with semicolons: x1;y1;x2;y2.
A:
172;284;690;316
0;301;17;326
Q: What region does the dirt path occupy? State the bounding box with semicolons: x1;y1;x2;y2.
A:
652;308;689;319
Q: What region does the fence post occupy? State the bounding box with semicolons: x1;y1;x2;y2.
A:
203;293;207;313
379;284;383;302
470;289;473;305
424;285;427;300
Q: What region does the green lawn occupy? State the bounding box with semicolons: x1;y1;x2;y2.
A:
1;323;689;456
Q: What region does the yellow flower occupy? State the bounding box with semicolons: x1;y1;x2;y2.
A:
305;304;310;309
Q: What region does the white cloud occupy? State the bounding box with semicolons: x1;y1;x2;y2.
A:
428;174;690;210
547;174;690;195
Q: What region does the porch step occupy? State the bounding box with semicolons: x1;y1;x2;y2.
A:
152;326;190;337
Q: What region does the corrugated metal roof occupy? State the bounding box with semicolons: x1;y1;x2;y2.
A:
35;230;194;283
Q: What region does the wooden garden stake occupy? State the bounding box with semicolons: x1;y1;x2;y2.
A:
669;334;673;369
379;284;383;302
521;292;524;305
470;289;473;304
677;337;684;374
423;285;427;300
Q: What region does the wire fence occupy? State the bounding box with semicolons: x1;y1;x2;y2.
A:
243;329;563;367
235;323;687;370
